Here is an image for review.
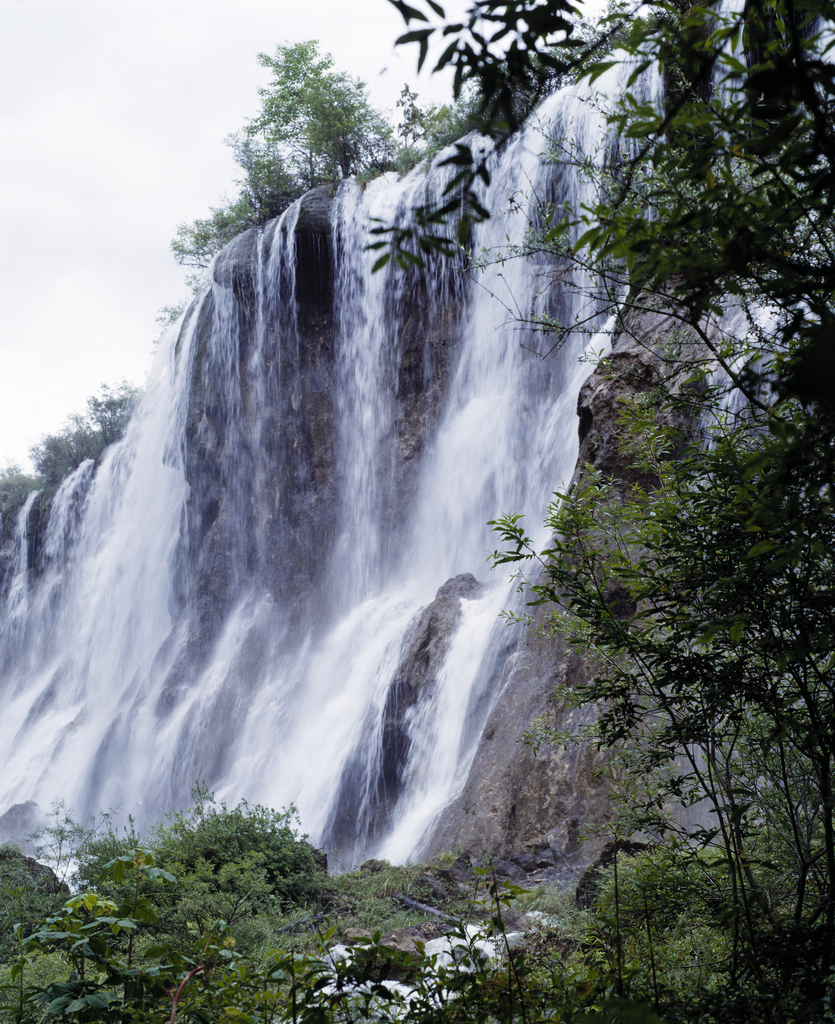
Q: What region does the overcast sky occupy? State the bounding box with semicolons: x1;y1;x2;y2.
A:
1;0;468;471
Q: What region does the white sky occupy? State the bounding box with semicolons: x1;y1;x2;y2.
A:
0;0;467;471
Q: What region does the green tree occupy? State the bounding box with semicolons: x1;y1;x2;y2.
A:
248;40;394;188
29;381;139;490
391;0;835;1014
170;41;394;272
170;199;259;271
74;790;323;956
171;135;302;272
0;465;40;517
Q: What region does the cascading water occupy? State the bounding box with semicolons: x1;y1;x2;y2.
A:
0;56;659;864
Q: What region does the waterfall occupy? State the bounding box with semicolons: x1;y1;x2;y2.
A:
0;57;658;864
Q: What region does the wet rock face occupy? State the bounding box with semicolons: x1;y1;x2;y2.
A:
159;185;464;752
574;300;708;495
327;573;485;856
172;185;462;649
423;305;707;877
423;636;614;880
380;574;485;801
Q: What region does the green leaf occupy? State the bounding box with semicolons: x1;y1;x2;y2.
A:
387;0;430;23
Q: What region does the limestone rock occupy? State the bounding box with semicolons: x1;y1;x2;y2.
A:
294;185;335;235
327;574;485;854
424;303;710;874
0;800;45;856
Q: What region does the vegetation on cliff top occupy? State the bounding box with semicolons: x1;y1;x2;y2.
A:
0;382;139;521
169;40;481;278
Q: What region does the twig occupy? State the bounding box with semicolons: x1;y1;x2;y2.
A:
394;894;454;920
275;913;324;935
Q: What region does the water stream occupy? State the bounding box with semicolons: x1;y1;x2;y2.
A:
0;58;658;863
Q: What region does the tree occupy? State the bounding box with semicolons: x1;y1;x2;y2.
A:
171;200;255;272
248;40;394;188
171;136;302;272
170;41;395;273
390;0;835;1014
29;381;139;490
0;465;40;517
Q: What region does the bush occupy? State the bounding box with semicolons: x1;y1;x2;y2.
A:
75;790;324;955
585;847;733;1014
0;847;68;965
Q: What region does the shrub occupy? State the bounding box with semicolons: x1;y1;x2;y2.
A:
76;790;324;955
0;847;68;965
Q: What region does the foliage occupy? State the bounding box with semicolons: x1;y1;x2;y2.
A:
0;847;68;966
170;197;258;272
28;382;139;492
584;847;733;1013
170;135;304;272
0;467;40;518
491;384;835;1015
369;0;619;268
388;0;591;132
248;40;394;188
170;40;399;272
0;850;668;1024
0;382;139;523
74;790;323;957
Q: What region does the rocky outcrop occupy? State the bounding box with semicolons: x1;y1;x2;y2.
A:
0;843;69;894
423;634;614;879
423;303;707;878
574;300;707;495
327;573;485;856
0;800;45;856
380;574;485;801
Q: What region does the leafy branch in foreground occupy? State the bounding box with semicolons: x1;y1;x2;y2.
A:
491;377;835;1017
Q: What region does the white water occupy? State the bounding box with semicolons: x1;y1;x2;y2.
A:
0;58;658;863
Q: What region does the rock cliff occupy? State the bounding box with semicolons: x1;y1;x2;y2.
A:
0;175;698;874
421;300;709;877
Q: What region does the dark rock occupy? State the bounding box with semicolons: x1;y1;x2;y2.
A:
419;874;450;902
437;857;473;885
511;852;541;874
490;857;527;880
0;845;69;894
294;186;335;235
360;858;387;874
381;576;485;782
211;226;260;298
